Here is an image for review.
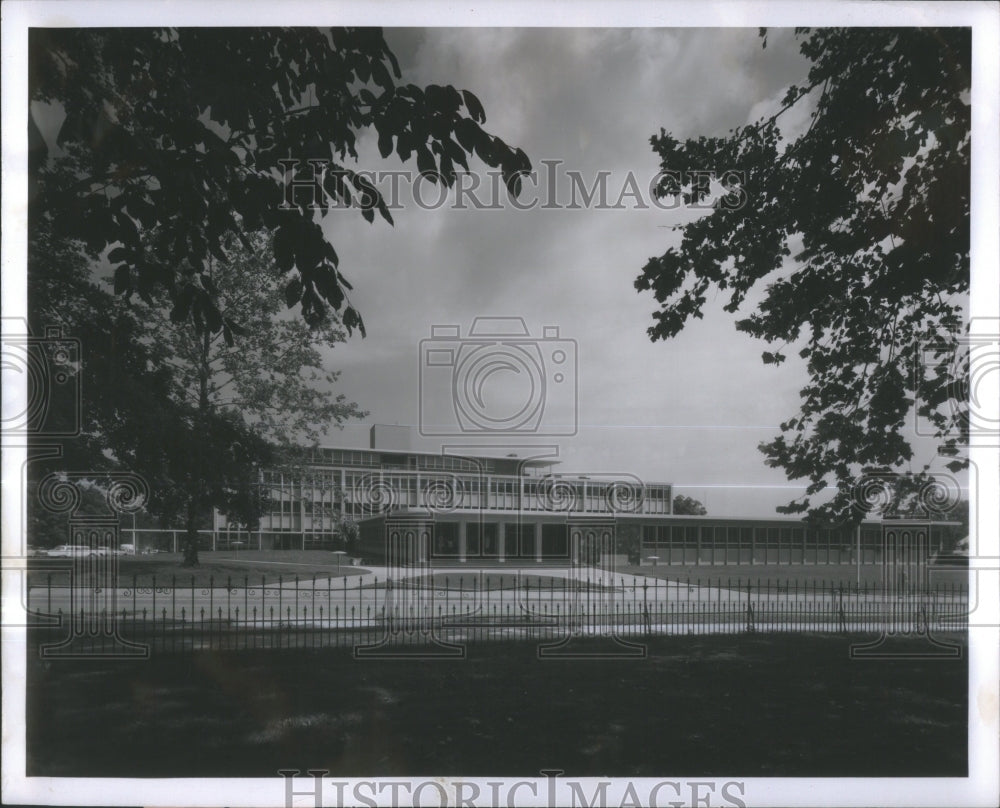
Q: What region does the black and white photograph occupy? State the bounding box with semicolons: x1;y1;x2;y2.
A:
2;2;998;806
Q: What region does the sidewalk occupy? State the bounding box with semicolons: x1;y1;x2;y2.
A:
284;563;671;590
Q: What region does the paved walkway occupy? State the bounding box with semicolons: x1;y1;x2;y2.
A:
288;564;680;591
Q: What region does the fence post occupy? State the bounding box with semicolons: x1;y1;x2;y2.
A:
838;584;846;633
643;580;651;638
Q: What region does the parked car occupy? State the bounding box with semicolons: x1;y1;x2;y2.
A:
930;550;969;567
931;535;969;566
45;545;109;558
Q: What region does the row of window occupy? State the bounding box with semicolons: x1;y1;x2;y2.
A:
253;472;673;518
640;525;916;549
300;448;501;474
414;523;573;559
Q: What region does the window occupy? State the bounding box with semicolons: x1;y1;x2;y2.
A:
481;523;499;556
466;523;481;556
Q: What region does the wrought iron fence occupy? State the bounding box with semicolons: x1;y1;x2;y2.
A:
25;571;969;655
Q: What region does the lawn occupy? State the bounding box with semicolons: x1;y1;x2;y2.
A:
620;562;969;591
27;633;967;778
27;550;369;588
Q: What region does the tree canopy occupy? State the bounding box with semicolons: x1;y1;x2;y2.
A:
634;28;970;523
29;224;367;564
27;27;531;561
29;27;532;335
672;495;708;516
131;231;367;563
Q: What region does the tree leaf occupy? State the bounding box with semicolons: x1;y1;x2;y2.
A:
462;89;486;123
284;277;302;308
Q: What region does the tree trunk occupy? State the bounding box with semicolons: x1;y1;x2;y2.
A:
182;496;200;566
181;319;213;569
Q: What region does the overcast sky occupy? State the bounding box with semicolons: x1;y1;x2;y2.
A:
20;23;969;517
303;27;956;517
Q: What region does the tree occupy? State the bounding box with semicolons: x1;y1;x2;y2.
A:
26;478;112;549
28;28;530;562
672;495;707;516
25;217;199;554
27;222;365;565
338;516;360;556
614;523;642;565
634;28;970;524
26;216;187;467
125;231;366;565
29;27;532;337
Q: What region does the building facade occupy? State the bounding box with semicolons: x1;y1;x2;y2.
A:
211;426;954;567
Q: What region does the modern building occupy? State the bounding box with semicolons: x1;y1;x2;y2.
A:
212;425;957;568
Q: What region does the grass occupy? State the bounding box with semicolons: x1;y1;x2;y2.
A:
27;550;369;588
27;633;967;778
621;562;969;590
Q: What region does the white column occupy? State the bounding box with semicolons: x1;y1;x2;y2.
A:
498;522;506;563
536;523;543;563
459;520;467;563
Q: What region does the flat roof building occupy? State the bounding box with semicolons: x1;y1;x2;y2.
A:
213;428;957;569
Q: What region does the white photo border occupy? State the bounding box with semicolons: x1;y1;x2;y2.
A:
3;2;997;806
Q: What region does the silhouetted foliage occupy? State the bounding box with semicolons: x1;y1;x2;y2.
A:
29;27;531;335
635;28;970;523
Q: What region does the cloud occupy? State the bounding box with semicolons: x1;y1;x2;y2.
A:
314;29;842;515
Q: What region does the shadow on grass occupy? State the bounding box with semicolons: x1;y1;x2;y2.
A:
27;633;967;778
